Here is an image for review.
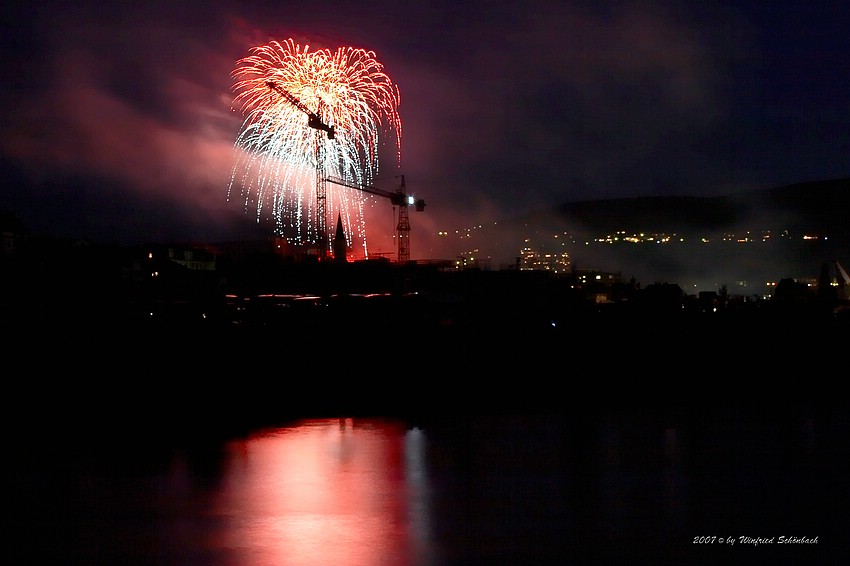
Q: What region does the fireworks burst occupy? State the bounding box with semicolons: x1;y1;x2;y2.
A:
227;38;402;258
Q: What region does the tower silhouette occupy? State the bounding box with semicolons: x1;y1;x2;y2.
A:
332;213;348;262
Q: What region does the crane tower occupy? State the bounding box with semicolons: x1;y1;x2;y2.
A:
265;80;335;259
326;175;426;263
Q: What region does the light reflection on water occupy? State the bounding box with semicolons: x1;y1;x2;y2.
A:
11;410;850;565
161;418;431;566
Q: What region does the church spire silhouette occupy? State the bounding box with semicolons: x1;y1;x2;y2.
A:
332;213;347;262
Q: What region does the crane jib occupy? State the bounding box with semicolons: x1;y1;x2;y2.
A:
266;80;334;139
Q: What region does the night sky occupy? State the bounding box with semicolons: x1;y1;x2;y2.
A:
2;1;849;263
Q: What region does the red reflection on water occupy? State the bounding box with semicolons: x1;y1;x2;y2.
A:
211;418;426;566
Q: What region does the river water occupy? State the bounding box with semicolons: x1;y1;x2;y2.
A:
8;410;850;565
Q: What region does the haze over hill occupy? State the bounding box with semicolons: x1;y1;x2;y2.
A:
470;178;850;292
555;177;850;237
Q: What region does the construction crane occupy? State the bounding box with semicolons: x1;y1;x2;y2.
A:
265;80;335;259
326;175;426;263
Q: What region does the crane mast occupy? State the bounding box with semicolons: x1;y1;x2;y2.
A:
265;80;335;259
326;175;426;263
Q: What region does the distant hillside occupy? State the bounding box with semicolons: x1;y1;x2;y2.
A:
735;177;850;238
551;177;850;237
480;178;850;289
554;195;738;234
